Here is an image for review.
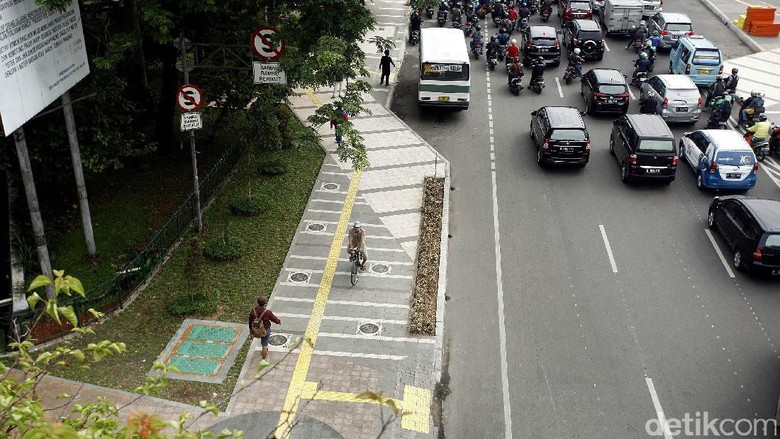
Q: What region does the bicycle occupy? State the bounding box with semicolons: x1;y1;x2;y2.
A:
349;247;364;286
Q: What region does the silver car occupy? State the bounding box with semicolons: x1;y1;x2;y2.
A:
639;74;702;124
648;12;693;50
641;0;662;16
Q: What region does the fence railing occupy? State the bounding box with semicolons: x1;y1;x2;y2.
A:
4;137;244;349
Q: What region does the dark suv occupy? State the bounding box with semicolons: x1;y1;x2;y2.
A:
708;196;780;275
558;0;593;24
610;114;677;183
529;106;590;166
522;26;561;67
562;19;605;61
581;68;629;115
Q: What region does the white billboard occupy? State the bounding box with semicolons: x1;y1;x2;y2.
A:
0;0;90;136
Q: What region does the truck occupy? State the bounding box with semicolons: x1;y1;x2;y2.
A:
600;0;644;36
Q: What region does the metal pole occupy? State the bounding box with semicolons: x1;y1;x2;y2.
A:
180;31;203;233
13;128;55;299
62;90;97;257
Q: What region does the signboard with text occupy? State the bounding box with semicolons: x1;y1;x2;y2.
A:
253;62;287;84
0;0;90;135
180;112;202;131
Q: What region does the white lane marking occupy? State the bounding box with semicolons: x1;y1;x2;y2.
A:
645;377;673;439
487;55;514;439
274;296;410;308
274;312;408;325
319;332;435;343
310;350;407;361
555;77;563;98
603;41;610;52
627;87;636;101
598;225;618;273
761;161;780;190
287;254;415;266
704;229;736;278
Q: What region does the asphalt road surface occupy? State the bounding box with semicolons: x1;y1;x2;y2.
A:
391;2;780;438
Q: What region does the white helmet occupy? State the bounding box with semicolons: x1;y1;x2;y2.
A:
353;221;362;228
511;38;517;45
639;20;647;27
751;90;760;97
574;48;581;54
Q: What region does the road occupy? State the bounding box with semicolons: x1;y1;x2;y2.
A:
390;2;780;438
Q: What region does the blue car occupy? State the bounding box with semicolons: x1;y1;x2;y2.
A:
678;130;758;191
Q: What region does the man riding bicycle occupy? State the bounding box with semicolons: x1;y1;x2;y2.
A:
348;221;368;270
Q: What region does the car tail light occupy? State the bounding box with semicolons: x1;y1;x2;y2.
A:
672;156;678;166
661;30;669;35
687;31;694;36
594;92;606;97
617;93;629;98
628;154;637;164
697;97;702;107
573;38;579;45
685;64;690;74
709;161;717;173
752;248;763;261
718;65;724;74
753;162;759;171
543;139;550;151
662;97;669;107
585;139;591;153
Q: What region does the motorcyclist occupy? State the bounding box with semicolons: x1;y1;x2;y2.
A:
439;1;449;11
486;35;500;59
409;9;422;42
705;76;727;108
647;30;661;50
569;47;584;78
508;58;524;86
348;221;368;270
530;56;545;85
724;68;739;93
492;2;506;21
470;29;483;53
497;27;511;45
709;94;733;127
632;51;652;81
739;90;765;126
540;0;553;13
465;6;476;24
747;115;771;146
451;3;462;23
626;20;648;49
507;38;521;62
518;3;531;19
507;4;518;29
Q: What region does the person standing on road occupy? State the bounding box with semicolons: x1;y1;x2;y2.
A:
379;50;395;86
248;296;281;366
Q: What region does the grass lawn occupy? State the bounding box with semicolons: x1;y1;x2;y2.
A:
43;108;324;408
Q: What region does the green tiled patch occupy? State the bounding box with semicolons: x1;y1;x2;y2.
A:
168;355;220;375
178;341;230;359
188;325;238;343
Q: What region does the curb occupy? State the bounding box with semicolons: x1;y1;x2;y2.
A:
697;0;764;53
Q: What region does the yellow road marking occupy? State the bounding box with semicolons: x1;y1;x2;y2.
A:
401;385;432;433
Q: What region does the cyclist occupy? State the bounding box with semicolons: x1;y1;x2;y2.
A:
348;221;368;270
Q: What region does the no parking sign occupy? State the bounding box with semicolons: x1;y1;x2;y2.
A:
251;26;286;61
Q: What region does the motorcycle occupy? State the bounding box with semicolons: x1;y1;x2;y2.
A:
530;0;538;15
744;132;769;162
426;4;435;18
471;40;483;59
540;6;552;22
632;70;648;88
437;10;448;27
741;106;765;129
632;37;644;54
452;19;462;29
530;75;545;94
487;51;498;70
563;65;580;85
464;21;474;36
705;111;729;129
498;44;507;61
410;29;421;45
517;17;529;32
509;76;523;95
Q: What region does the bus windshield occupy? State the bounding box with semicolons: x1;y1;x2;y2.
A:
421;63;470;81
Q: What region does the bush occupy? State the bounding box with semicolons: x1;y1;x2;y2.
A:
257;159;288;176
229;195;270;216
204;235;246;261
167;292;217;316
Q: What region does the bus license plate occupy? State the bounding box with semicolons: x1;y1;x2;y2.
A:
438;96;449;102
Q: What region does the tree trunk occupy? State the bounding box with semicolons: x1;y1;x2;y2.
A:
154;44;178;150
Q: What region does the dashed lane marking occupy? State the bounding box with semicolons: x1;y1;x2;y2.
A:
273;313;408;325
646;377;673;439
704;229;736;278
273;296;410;309
599;225;618;273
555;77;563;98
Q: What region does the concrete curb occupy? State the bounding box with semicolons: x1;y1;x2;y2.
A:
697;0;764;53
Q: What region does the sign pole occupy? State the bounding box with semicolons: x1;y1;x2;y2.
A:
13;128;55;299
179;31;203;233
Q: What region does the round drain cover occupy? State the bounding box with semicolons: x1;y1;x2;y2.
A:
323;183;339;191
268;334;288;346
359;323;380;335
289;272;310;283
371;264;389;274
307;223;325;232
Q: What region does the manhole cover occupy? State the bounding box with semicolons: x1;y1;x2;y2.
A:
268;333;289;347
307;222;326;232
370;263;390;274
321;182;339;191
289;272;310;283
357;321;382;336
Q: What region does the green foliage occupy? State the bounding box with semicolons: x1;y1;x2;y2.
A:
11;230;39;277
167;292;217;317
257;159;288;176
204;233;246;262
229;194;270;216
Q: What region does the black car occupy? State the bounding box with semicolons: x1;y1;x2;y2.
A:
562;19;605;61
610;114;677;183
530;106;590;166
522;26;561;67
708;196;780;275
581;68;630;115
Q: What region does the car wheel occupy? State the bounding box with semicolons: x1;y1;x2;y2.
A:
707;210;716;229
733;249;747;272
697;174;705;191
609;136;616;156
668;62;673;74
621;162;630;183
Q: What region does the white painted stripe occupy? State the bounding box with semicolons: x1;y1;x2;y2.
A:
284;268;324;273
307;209;342;214
555;77;563;98
274;313;407;325
336;271;412;279
306;220;386;228
627;87;635;101
315;189;348;194
300;231;399;240
315;350;407;361
320;171;349;176
377;6;408;10
704;229;736;279
645;377;673;439
274;296;410;308
311;198;369;205
340;246;407;253
599;225;618;273
288;254;415;265
319;332;435;344
280;282;320;288
603;41;610;52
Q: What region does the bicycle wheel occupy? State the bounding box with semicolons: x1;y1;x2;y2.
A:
350;261;358;286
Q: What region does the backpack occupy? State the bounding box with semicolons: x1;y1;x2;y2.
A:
251;308;268;338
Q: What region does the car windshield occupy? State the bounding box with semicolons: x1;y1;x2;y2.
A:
715;151;754;166
598;84;627;95
765;234;780;249
578;30;602;41
665;22;692;32
421;63;470;81
638;139;675;152
550;129;587;141
692;49;721;65
570;1;590;10
532;37;557;47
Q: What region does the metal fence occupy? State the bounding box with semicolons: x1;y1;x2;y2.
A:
4;138;244;349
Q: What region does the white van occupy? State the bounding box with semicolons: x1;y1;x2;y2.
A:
601;0;644;36
418;28;470;109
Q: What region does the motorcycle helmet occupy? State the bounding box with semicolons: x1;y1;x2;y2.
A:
760;114;768;121
511;38;517;44
476;25;481;31
731;68;738;74
537;56;545;63
574;48;581;54
353;221;362;228
751;90;760;97
639;20;647;27
639;52;647;59
716;75;725;81
491;35;497;41
652;30;659;36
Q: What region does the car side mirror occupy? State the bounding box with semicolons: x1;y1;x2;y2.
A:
579;110;587;116
557;30;563;34
531;111;537;116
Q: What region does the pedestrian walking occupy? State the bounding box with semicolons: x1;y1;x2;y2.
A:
248;295;281;366
330;104;348;145
379;50;395;86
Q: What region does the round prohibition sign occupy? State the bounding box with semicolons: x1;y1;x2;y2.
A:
251;26;285;61
177;84;203;112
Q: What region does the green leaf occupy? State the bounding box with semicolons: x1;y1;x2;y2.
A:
45;300;61;325
28;275;51;292
57;306;78;327
66;277;86;298
27;292;43;309
53;269;64;277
